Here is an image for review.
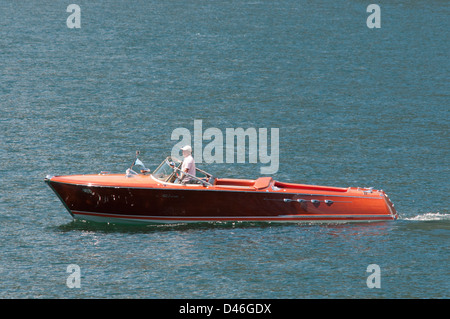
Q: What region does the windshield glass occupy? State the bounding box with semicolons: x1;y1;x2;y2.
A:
152;156;181;182
152;156;215;185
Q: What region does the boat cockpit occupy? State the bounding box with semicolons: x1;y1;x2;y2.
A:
152;156;216;186
149;156;274;190
129;155;342;192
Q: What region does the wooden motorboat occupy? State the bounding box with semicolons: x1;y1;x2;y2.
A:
45;155;398;224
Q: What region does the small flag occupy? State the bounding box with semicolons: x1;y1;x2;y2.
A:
134;158;146;168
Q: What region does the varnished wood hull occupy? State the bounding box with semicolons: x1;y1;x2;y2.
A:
45;173;398;224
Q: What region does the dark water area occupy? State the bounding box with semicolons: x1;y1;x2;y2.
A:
0;1;448;298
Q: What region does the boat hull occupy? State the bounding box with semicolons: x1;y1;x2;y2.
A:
45;174;398;225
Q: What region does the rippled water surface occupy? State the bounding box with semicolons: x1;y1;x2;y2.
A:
0;1;448;298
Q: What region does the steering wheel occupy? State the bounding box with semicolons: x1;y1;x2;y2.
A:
175;169;183;180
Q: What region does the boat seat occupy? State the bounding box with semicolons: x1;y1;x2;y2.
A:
208;175;216;185
253;177;273;190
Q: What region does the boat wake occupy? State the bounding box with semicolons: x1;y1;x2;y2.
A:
403;212;450;221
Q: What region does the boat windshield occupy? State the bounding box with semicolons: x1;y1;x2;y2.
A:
152;156;216;186
152;156;181;182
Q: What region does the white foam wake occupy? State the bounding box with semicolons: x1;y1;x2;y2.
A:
403;213;450;221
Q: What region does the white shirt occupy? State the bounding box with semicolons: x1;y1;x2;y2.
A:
181;155;195;181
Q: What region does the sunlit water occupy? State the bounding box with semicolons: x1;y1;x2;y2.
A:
1;1;448;298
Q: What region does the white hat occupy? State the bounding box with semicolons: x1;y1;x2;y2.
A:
181;145;192;153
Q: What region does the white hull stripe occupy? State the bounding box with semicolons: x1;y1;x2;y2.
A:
71;210;395;223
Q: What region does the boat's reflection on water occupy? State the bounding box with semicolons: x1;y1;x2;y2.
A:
55;217;396;236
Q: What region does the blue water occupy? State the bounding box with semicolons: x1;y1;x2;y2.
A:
1;1;448;298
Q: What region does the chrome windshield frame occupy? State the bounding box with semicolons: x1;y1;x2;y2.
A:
152;156;182;183
152;156;215;186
